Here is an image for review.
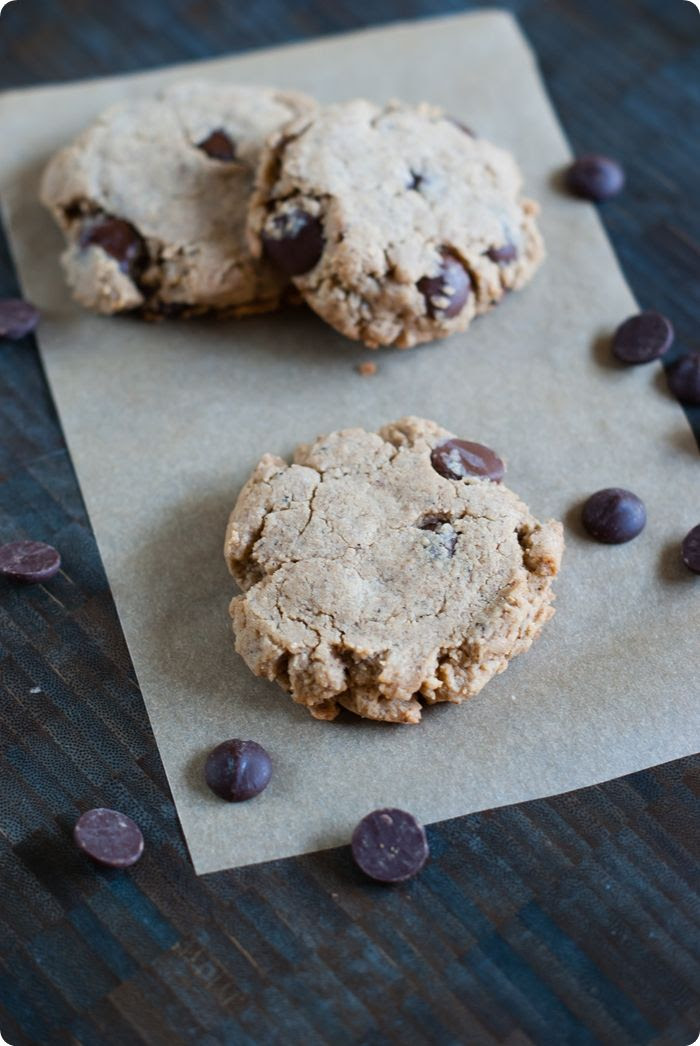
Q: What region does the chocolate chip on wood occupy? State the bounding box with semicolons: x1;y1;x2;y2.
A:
351;808;429;883
0;298;39;340
74;808;144;868
0;540;61;582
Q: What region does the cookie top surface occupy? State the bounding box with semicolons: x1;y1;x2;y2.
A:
225;417;563;724
40;81;315;315
248;100;544;347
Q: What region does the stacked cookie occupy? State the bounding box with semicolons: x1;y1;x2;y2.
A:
41;82;544;348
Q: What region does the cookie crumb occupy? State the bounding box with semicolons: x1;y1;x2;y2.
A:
356;361;378;377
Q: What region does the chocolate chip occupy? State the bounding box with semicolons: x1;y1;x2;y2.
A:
431;439;505;482
262;210;324;276
581;488;646;544
681;525;700;574
0;540;61;582
80;216;146;276
566;154;625;201
351;808;429;883
418;252;471;319
667;352;700;406
612;311;674;364
197;128;236;161
204;739;272;802
486;242;518;264
73;808;144;868
408;170;424;191
0;298;39;340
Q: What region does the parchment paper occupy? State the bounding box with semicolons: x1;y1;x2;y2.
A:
0;12;697;875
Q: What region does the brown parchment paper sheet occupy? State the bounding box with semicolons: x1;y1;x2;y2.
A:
0;12;698;875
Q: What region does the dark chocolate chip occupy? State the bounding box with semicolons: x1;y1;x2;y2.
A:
418;252;471;319
612;311;673;364
197;128;236;161
566;154;625;201
667;352;700;406
73;808;144;868
431;439;505;482
581;488;646;544
408;170;424;191
681;525;700;574
351;808;429;883
0;298;39;340
449;117;475;137
486;242;518;265
0;540;61;582
262;210;324;276
204;739;272;802
80;216;146;276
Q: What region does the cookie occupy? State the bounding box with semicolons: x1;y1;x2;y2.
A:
247;100;544;348
40;82;315;317
224;417;563;723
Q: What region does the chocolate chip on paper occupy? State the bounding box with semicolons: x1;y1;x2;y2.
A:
74;808;144;868
581;488;646;544
612;311;673;364
351;808;429;883
681;525;700;575
566;154;625;202
204;739;272;802
667;352;700;406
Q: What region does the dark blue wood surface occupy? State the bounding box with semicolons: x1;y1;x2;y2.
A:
1;2;699;1044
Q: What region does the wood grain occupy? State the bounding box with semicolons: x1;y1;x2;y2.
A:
0;1;698;1043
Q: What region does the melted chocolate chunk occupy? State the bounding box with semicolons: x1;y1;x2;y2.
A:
197;129;236;161
431;439;505;482
262;210;324;276
80;216;146;277
418;252;471;319
486;242;518;264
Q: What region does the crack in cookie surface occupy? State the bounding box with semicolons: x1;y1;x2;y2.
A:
225;417;563;723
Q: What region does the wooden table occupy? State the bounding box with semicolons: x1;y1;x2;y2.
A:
1;2;698;1043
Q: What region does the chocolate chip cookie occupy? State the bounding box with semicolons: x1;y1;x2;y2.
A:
40;82;315;316
224;417;563;723
248;100;544;348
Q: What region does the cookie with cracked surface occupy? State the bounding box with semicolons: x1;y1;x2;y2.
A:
224;417;563;724
40;82;315;317
247;100;544;348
